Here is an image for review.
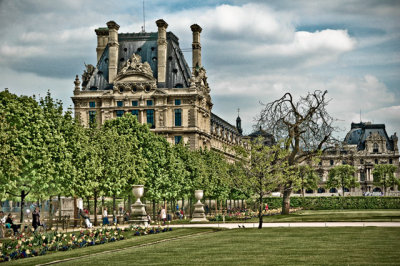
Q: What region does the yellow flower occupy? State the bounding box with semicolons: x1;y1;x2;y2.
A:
29;237;34;241
18;240;22;245
26;249;31;255
42;236;46;240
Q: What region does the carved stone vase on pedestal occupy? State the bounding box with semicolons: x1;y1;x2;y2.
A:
191;190;208;222
131;185;149;226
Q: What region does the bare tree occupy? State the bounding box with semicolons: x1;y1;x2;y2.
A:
257;90;337;214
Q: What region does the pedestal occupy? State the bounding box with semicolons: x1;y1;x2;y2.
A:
131;185;149;227
191;190;208;222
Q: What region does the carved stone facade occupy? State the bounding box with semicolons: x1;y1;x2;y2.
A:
308;122;400;196
72;19;242;157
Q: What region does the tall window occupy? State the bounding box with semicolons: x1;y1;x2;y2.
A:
360;171;366;181
147;109;154;128
175;109;182;126
131;110;139;119
117;101;123;107
175;99;181;105
373;143;379;153
330;160;334;166
89;111;96;127
389;159;393;164
175;136;182;144
89;101;96;108
147;100;153;106
116;110;124;117
132;100;138;107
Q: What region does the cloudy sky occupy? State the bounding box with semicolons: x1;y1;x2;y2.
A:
1;0;399;140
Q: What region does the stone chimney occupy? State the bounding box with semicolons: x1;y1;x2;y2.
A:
156;19;168;86
95;28;109;63
106;21;120;83
190;24;202;71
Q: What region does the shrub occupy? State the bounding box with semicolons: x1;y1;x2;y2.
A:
263;197;400;210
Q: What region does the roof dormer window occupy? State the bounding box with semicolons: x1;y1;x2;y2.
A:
373;143;379;153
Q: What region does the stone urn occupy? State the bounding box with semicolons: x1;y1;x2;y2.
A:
191;190;208;222
131;185;149;226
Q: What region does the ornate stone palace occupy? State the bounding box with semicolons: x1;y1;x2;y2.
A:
314;122;400;195
71;19;242;158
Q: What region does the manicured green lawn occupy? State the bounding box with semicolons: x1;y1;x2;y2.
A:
50;227;400;266
6;227;400;265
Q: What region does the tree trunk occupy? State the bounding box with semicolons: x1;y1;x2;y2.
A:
49;195;54;228
20;190;26;223
258;192;263;229
87;197;90;212
57;194;61;230
93;191;98;226
102;196;105;217
182;197;185;214
73;197;78;227
189;197;192;218
113;194;116;223
281;188;292;215
152;200;156;221
128;194;132;214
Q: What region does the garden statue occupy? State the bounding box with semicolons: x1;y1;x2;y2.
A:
191;190;208;222
131;185;149;226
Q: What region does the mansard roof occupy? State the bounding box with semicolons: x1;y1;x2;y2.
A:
344;122;395;151
84;31;191;91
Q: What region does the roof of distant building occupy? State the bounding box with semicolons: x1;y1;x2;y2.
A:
344;122;396;151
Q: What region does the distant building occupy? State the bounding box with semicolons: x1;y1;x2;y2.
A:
72;19;242;158
311;122;400;195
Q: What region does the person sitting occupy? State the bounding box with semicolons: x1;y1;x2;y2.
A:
124;211;130;222
6;213;20;235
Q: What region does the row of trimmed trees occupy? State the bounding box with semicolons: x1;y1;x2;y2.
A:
0;90;247;224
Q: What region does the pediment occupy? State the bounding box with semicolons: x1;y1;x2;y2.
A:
114;53;156;83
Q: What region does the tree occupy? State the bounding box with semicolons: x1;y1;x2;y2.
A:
0;90;61;222
373;164;398;195
257;90;336;214
326;165;359;196
234;138;288;229
296;165;319;197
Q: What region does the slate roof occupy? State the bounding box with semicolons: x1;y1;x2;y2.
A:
344;122;395;151
84;31;191;90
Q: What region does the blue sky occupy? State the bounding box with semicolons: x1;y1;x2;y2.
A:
0;0;399;140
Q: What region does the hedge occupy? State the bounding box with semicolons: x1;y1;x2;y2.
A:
263;197;400;210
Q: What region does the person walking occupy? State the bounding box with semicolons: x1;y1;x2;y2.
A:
160;207;166;225
32;207;41;230
103;207;109;225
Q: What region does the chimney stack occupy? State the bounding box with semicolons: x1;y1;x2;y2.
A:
106;21;120;83
190;24;202;71
95;28;109;63
156;19;168;86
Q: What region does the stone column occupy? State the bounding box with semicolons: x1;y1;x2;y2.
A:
156;19;168;87
95;28;109;63
107;21;120;83
190;24;202;70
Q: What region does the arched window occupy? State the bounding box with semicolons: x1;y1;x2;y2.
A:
372;187;382;192
306;189;314;194
343;188;350;192
329;188;338;193
373;143;379;153
317;188;326;193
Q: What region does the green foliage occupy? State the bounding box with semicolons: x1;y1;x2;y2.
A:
326;165;359;196
264;196;400;210
372;164;399;195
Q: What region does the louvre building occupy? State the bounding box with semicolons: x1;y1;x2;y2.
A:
72;19;243;159
313;122;400;195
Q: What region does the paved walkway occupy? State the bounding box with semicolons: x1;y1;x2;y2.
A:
168;222;400;229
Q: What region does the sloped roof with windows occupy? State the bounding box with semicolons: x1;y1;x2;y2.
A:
344;122;395;151
83;32;191;91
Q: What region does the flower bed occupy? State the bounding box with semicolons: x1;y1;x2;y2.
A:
0;225;172;263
